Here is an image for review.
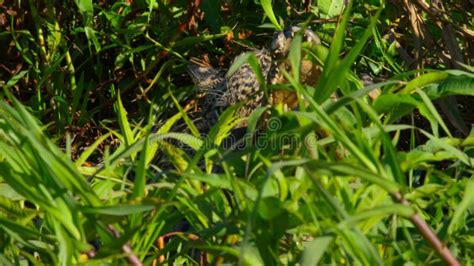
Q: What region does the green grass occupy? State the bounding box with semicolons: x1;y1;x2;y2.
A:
0;0;473;265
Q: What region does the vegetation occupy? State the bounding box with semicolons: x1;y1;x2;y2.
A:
0;0;473;265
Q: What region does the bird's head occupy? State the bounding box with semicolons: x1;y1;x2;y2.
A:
187;59;226;92
271;26;320;56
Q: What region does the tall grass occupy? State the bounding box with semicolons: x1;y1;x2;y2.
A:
1;0;473;265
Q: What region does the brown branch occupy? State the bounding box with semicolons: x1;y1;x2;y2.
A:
107;225;143;266
394;193;461;266
401;0;426;71
413;0;474;39
311;18;340;24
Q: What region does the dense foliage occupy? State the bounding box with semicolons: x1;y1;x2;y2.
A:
0;0;473;265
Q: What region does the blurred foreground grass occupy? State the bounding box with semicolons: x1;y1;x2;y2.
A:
0;0;473;265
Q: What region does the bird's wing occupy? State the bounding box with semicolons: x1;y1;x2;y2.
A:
220;49;273;106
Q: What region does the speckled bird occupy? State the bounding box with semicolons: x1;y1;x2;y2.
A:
187;26;321;131
215;48;273;119
186;58;226;127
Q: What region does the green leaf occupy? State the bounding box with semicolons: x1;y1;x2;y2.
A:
0;184;25;201
257;197;283;220
401;149;459;170
416;89;451;137
316;3;382;102
374;93;444;136
373;94;418;122
5;70;28;88
300;236;333;266
326;80;400;115
260;0;282;30
201;0;224;32
185;173;232;189
74;0;93;25
103;132;203;171
355;99;406;187
168;88;200;137
400;71;449;94
338;205;415;228
425;74;474;98
306;161;401;195
114;90;135;148
318;0;344;17
417;130;472;166
74;133;111;167
132;135;149;199
81;204;156;216
74;0;93;14
318;0;352;85
289;34;302;82
298;90;378;172
84;26;101;52
372;27;402;73
448;179;474;234
239;244;265;266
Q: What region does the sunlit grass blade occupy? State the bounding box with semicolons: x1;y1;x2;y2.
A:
400;71;450;94
416;89;452;137
114;89;135;148
260;0;282;30
289;34;302;82
300;236;333;265
74;133;111;167
316;5;383;102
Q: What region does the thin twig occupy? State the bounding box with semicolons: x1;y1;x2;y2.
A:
413;0;474;39
394;194;461;266
107;225;143;266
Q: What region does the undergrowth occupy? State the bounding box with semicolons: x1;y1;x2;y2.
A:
0;0;473;265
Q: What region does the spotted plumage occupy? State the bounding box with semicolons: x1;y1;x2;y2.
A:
216;48;273;120
187;26;322;131
187;58;226;94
